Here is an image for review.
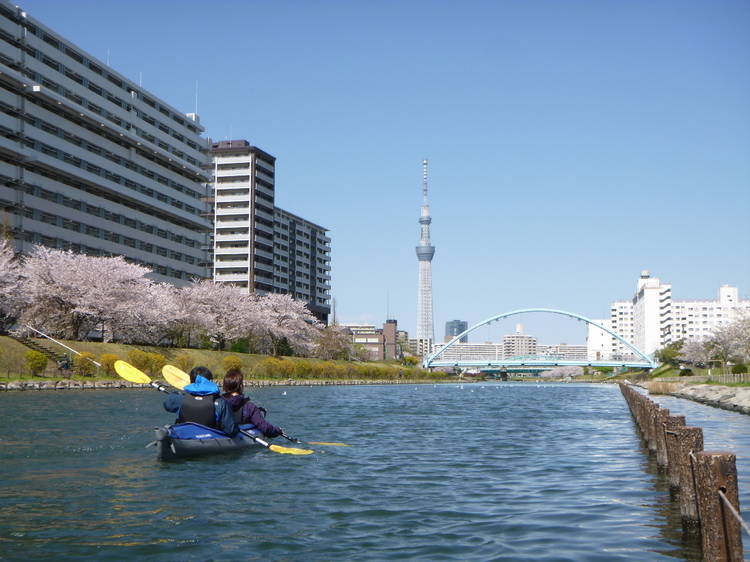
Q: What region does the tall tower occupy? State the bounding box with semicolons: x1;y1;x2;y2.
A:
416;159;435;356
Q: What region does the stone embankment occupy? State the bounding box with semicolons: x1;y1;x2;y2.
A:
651;383;750;415
671;384;750;415
0;378;438;391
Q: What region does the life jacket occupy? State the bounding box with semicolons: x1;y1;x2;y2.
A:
177;394;218;428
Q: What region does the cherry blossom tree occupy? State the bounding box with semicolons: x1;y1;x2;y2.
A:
314;324;355;360
177;279;257;349
0;239;22;331
19;246;154;340
253;292;321;356
678;339;712;367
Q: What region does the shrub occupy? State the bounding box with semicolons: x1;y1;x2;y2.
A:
99;353;119;376
679;368;694;377
25;350;47;376
127;349;150;372
222;355;243;373
146;353;166;377
73;352;97;377
293;360;312;379
731;364;746;374
174;352;194;374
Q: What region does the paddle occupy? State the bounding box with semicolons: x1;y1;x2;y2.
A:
114;360;169;392
160;364;313;456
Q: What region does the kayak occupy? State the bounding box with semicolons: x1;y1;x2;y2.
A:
154;422;263;461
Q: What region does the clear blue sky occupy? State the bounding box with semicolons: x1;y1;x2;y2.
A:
20;0;750;345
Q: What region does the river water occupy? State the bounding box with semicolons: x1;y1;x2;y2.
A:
0;382;748;561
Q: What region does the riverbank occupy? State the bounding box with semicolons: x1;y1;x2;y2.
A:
646;381;750;416
0;377;448;391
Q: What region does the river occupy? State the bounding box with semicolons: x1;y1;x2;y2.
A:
0;382;748;561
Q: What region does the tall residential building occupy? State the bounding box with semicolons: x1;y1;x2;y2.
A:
503;324;537;358
415;159;435;356
632;270;672;355
587;272;750;359
445;319;468;343
273;207;331;323
210;140;331;323
0;2;212;282
211;140;275;292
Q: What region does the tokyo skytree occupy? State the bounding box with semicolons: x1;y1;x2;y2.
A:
415;159;435;356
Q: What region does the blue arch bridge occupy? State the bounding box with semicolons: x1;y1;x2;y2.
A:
422;308;657;372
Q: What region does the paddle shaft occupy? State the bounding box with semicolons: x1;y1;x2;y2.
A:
25;325;102;366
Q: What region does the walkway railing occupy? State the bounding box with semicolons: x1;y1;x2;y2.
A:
619;382;747;560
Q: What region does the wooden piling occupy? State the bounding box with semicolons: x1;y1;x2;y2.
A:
676;426;704;525
655;407;670;467
663;414;685;488
693;451;743;561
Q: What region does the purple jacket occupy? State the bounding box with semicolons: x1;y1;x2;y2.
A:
222;393;282;438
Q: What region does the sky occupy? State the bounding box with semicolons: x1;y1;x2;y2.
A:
18;0;750;345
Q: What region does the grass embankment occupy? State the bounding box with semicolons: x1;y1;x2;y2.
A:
0;336;448;383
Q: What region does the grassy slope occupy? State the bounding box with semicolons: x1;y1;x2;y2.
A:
0;336;436;382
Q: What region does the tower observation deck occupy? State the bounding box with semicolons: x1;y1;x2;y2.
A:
416;159;435;356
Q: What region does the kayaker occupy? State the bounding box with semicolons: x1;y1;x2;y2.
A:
221;369;283;438
163;367;238;436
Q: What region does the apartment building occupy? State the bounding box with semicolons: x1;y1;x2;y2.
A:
587;272;750;359
0;2;211;283
210;140;331;323
273;207;331;323
342;321;399;361
503;324;537;358
211;140;275;292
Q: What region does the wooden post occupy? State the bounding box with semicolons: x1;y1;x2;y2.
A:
646;401;658;452
664;414;685;488
655;407;670;467
693;452;743;561
675;426;703;525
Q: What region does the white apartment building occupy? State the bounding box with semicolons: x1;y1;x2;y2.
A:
211;140;331;322
538;344;588;361
0;2;212;282
632;271;673;355
671;285;748;341
503;323;537;358
587;271;750;359
430;341;505;363
212;140;276;293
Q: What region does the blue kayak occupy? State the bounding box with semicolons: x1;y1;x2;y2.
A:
154;422;263;461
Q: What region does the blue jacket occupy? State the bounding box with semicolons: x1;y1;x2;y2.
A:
163;376;238;436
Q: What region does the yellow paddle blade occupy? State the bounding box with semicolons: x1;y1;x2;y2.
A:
307;442;351;447
269;444;314;455
114;360;152;384
162;364;190;390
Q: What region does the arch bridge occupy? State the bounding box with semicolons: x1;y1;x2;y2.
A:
423;308;656;370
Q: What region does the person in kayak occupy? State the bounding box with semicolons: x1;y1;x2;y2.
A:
163;366;238;436
221;369;283;438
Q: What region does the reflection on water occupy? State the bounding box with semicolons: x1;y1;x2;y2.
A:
0;384;747;560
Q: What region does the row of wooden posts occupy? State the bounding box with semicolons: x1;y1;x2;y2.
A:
619;382;746;561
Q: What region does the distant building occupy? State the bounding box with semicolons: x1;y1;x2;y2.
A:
503;323;537;358
538;344;588;361
445;320;468;343
430;341;504;363
343;320;401;361
587;271;750;358
210;140;331;323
